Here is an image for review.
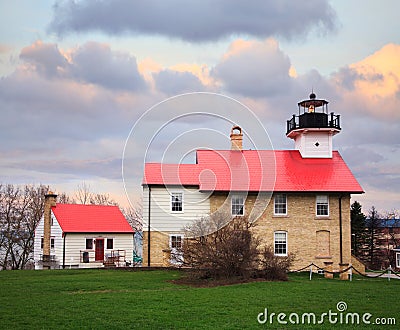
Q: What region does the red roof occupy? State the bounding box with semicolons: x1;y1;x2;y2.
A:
52;204;134;233
143;150;363;193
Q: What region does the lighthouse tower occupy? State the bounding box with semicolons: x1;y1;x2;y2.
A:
286;92;341;158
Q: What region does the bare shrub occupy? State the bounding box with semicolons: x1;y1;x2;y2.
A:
257;245;295;281
176;210;296;284
179;211;260;280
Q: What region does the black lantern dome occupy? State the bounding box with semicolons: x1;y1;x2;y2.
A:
286;92;341;136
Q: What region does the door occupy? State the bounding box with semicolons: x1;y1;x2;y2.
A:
95;238;104;261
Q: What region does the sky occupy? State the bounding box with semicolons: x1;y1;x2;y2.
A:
0;0;399;214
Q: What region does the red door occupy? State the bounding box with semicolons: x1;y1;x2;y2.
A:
95;238;104;261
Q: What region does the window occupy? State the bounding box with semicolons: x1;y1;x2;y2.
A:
41;237;55;249
274;194;287;215
396;253;400;268
86;238;93;250
170;235;184;265
107;238;113;250
171;192;183;212
316;195;329;216
170;235;183;249
274;231;287;256
231;195;244;216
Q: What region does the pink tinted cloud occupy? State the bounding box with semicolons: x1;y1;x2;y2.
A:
333;43;400;119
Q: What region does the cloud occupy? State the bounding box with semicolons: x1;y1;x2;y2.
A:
0;41;154;187
70;42;146;91
341;146;385;167
7;157;123;180
1;38;399;212
153;69;205;95
20;41;67;77
212;39;293;97
48;0;337;42
18;40;147;92
341;146;400;195
0;44;12;54
332;43;400;119
334;67;384;91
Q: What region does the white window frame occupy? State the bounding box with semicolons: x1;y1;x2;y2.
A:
169;234;184;265
231;195;245;216
316;195;329;216
41;237;55;250
396;252;400;268
170;191;184;213
274;231;288;256
169;234;184;250
274;194;287;215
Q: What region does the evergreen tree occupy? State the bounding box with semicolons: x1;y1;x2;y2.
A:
350;201;366;258
365;206;383;269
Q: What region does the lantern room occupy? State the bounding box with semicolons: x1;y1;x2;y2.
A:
286;93;341;158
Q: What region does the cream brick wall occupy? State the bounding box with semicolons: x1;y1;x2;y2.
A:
210;192;352;270
142;231;184;267
144;192;352;270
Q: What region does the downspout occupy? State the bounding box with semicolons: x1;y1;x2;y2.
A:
339;195;343;264
148;186;151;267
62;232;66;269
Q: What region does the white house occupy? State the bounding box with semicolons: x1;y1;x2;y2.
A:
34;192;135;269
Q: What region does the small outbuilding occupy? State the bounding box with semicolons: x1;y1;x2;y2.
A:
34;192;134;269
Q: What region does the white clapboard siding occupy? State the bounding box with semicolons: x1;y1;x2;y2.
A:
295;131;332;158
34;213;63;269
34;211;134;269
143;186;210;232
63;233;134;267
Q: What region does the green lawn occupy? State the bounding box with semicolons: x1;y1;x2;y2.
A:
0;269;398;329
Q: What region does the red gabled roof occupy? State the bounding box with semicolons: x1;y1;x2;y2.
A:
52;204;134;233
142;150;364;193
143;163;201;186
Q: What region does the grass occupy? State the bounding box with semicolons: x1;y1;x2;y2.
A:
0;269;398;329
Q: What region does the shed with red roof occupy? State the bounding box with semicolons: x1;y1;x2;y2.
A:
34;196;135;270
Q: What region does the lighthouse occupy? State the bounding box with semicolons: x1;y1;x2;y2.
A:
286;92;341;158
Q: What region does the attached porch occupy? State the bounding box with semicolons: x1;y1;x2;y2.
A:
79;249;129;268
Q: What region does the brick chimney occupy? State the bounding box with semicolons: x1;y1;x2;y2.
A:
43;191;57;262
230;125;243;151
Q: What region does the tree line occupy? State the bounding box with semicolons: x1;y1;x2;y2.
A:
351;201;399;269
0;183;142;270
